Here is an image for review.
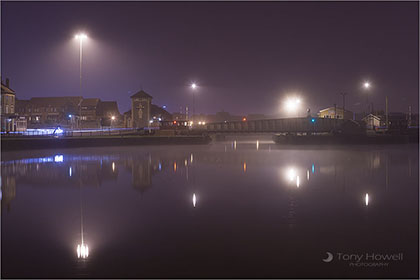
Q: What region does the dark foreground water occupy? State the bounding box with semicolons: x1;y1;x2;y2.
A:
1;141;419;278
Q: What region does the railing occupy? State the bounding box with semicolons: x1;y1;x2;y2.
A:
205;117;347;133
1;128;139;137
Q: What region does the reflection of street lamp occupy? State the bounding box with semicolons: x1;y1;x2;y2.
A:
365;193;369;206
192;193;197;207
77;186;89;259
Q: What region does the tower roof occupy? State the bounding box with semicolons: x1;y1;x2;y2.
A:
130;90;153;99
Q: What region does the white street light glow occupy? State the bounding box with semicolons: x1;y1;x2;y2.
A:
191;83;197;89
75;33;88;40
284;97;301;113
363;81;371;89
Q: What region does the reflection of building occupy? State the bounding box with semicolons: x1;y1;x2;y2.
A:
130;90;152;128
318;107;353;119
1;176;16;212
131;160;152;192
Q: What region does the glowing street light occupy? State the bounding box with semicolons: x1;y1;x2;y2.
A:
190;83;198;125
74;33;88;91
362;80;372;113
284;97;301;116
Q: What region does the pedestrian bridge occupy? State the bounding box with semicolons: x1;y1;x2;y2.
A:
204;117;358;134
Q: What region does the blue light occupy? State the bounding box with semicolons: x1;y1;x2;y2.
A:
69;167;72;176
162;105;167;109
158;163;162;171
54;155;64;162
55;127;64;135
312;164;315;173
68;114;72;118
311;118;316;123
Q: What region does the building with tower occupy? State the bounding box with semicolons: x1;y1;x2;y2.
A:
130;90;152;128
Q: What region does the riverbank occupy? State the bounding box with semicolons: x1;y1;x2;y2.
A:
1;135;212;151
272;133;419;145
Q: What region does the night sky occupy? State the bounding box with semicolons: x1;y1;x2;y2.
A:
1;1;418;116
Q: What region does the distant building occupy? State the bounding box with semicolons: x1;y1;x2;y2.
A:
80;98;101;128
388;112;408;131
318;107;353;120
1;78;15;114
100;101;121;127
130;90;152;129
362;114;381;130
16;96;82;128
1;78;27;132
151;104;172;121
247;114;267;120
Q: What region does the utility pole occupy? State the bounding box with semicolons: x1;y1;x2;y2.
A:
408;105;412;127
340;92;348;112
385;96;389;130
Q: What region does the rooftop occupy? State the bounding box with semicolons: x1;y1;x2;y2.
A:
130;90;153;99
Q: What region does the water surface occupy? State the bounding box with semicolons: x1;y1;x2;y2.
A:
1;141;418;278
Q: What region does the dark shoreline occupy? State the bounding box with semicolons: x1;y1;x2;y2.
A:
1;135;212;151
272;133;419;145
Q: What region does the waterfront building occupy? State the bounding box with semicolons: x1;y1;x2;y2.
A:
124;104;171;128
362;113;381;130
16;96;82;128
100;101;121;127
130;90;152;128
1;78;27;132
15;96;122;129
318;106;354;119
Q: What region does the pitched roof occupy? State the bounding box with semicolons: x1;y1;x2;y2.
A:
29;96;83;106
81;98;101;107
1;83;15;95
130;90;153;99
101;101;120;115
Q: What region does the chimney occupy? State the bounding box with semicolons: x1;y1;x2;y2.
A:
6;78;10;88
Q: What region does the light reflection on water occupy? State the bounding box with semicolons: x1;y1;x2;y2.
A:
1;142;418;278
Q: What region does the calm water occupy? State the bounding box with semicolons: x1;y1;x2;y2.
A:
1;141;419;278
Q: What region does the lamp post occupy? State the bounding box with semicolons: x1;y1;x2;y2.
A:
191;83;197;126
363;81;371;114
75;33;88;128
111;115;115;129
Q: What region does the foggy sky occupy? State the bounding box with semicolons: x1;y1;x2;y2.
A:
1;1;419;116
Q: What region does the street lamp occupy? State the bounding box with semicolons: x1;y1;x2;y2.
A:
111;115;115;128
75;33;88;129
284;97;301;117
75;33;88;93
362;81;372;114
191;83;197;125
